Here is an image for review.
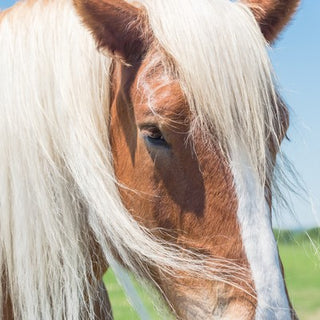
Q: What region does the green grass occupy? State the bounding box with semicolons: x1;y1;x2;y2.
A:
279;239;320;319
104;230;320;319
103;271;160;319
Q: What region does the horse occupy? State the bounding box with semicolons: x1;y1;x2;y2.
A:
0;0;301;319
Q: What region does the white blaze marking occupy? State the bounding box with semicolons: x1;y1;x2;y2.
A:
231;151;291;319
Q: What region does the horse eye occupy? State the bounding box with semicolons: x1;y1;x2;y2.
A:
141;126;168;147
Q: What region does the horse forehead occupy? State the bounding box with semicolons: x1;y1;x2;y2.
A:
132;59;190;121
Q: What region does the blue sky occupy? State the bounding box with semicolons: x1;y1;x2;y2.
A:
1;0;319;229
269;0;320;229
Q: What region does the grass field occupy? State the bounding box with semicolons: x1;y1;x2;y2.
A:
279;239;320;319
104;230;320;319
103;272;159;319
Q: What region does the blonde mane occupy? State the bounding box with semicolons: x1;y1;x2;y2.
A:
140;0;282;180
0;0;287;319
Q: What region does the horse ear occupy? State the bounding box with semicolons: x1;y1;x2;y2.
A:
241;0;300;43
73;0;151;63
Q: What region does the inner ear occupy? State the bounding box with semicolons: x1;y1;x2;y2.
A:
241;0;300;43
74;0;152;63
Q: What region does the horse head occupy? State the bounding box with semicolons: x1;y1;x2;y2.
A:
0;0;300;319
73;0;300;318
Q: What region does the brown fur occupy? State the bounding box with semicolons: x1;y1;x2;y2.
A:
2;279;13;320
243;0;300;42
75;0;300;318
73;0;152;63
109;49;257;319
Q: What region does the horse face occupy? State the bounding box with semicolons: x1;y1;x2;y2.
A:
74;0;299;318
109;48;257;317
